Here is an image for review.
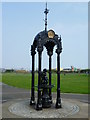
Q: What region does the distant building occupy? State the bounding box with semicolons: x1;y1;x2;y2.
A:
71;66;80;72
56;68;63;71
0;68;6;73
60;68;63;71
62;68;71;72
15;70;29;73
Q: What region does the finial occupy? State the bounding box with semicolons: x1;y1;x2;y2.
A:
60;35;61;39
44;2;49;31
59;35;62;42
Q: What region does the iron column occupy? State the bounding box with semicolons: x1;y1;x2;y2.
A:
36;50;42;110
49;55;52;103
56;49;62;108
30;45;36;105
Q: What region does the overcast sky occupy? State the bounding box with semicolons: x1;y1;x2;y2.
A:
2;2;88;70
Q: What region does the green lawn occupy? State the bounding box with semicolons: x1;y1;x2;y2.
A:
1;72;89;94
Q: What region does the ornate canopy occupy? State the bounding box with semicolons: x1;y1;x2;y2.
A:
31;30;62;56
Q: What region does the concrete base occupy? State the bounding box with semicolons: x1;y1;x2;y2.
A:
8;99;80;118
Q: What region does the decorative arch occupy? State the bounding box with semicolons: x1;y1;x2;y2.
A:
30;30;62;110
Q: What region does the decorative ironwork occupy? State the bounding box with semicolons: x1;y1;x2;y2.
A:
30;3;62;110
44;2;49;31
40;69;51;108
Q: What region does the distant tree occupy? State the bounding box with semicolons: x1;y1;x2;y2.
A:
5;69;14;73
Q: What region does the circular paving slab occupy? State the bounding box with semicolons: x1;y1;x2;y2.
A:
9;99;79;118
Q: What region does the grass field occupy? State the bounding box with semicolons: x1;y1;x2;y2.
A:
1;72;89;94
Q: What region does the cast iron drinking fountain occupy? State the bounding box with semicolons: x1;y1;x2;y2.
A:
41;69;54;108
30;3;62;110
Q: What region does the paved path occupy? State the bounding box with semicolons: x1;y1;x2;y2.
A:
0;82;89;118
1;82;89;104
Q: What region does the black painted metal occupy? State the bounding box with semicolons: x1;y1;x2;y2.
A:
44;2;49;31
30;3;62;110
36;51;42;110
30;45;36;105
41;69;51;108
49;55;52;103
55;36;62;108
56;52;61;108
